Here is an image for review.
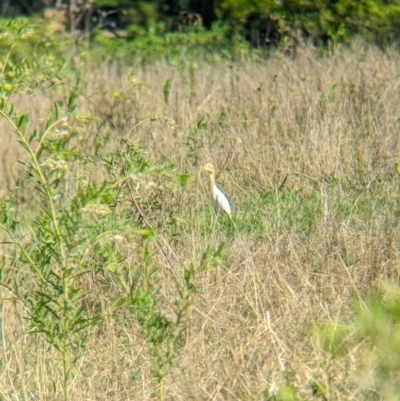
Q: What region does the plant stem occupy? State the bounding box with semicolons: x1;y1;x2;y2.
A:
0;110;71;400
63;349;70;401
159;377;165;401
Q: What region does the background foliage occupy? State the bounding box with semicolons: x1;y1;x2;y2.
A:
2;0;400;48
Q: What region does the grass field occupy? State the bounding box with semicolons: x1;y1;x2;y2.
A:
1;41;400;400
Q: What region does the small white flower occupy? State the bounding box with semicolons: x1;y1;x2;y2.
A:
40;157;68;171
111;234;124;242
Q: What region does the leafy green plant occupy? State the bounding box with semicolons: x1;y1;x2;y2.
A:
0;92;100;401
316;282;400;400
183;116;207;167
0;17;71;66
217;0;400;46
163;77;172;105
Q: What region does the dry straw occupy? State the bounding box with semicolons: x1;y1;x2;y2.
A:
1;43;400;400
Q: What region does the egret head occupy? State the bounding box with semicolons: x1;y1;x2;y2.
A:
200;163;216;176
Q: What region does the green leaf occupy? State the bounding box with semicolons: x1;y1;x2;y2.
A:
177;173;192;185
163;78;171;105
76;114;92;123
112;297;127;309
67;90;79;112
138;228;156;241
16;112;27;128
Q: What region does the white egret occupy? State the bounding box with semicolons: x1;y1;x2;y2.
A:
200;163;232;220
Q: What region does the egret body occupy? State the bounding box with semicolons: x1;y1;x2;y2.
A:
200;163;232;219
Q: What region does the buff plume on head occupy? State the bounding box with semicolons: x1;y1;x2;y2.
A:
200;163;232;220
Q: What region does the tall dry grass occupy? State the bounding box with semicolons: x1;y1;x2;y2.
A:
1;43;400;400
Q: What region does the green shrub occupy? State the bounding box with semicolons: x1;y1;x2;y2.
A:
217;0;400;45
316;282;400;399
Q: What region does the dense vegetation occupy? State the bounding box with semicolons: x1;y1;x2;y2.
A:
1;8;400;401
4;0;400;48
